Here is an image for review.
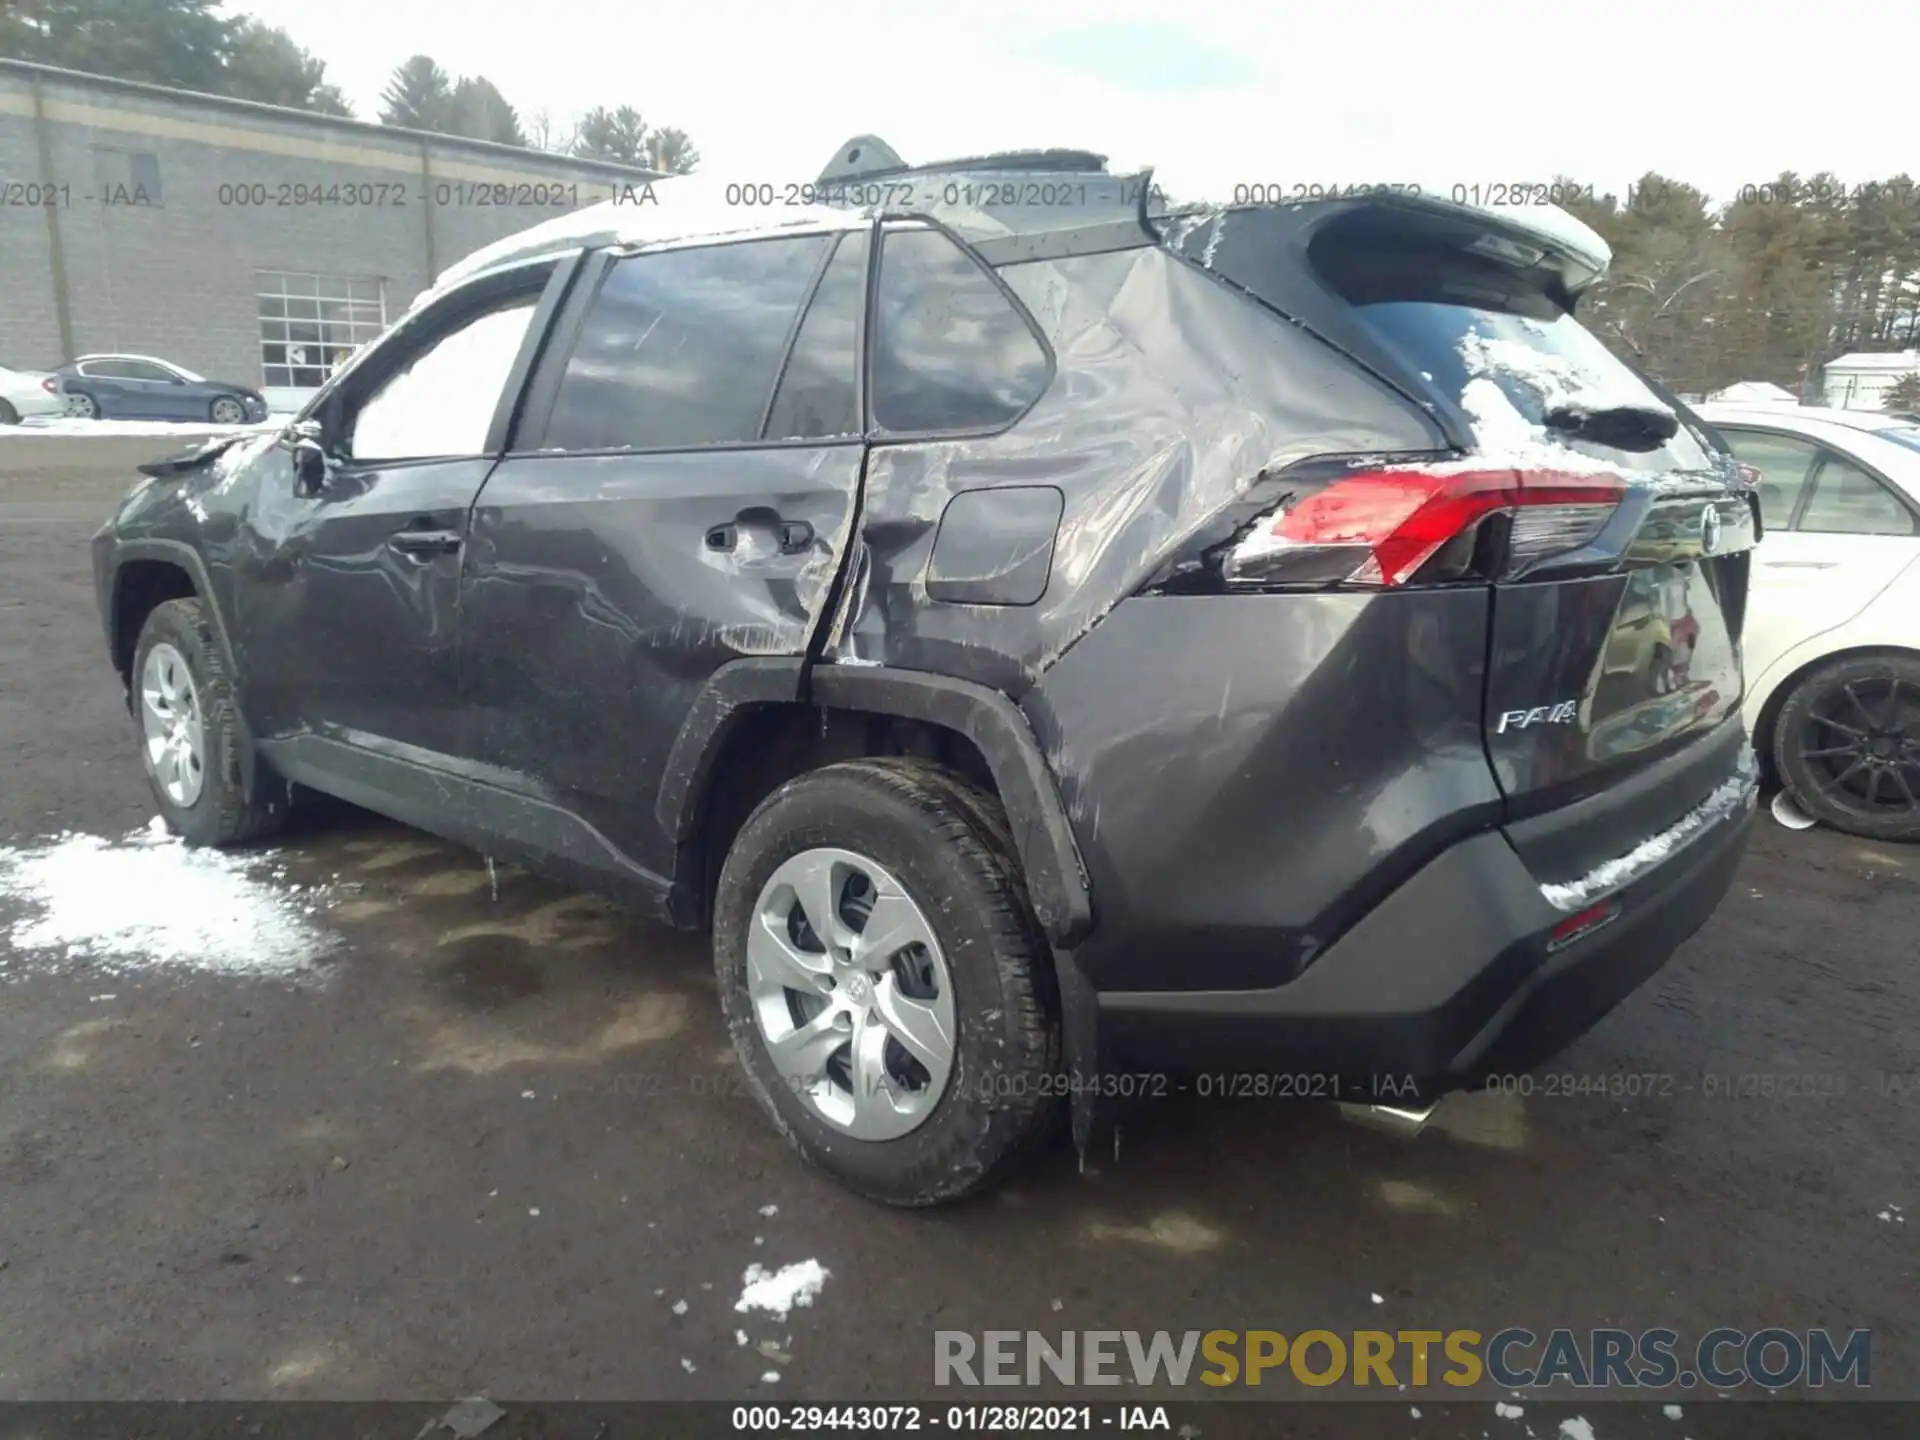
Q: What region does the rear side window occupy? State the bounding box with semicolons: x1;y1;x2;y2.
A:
764;230;867;442
871;229;1049;436
543;235;830;452
1798;455;1916;536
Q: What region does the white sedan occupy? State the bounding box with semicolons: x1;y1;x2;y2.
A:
0;363;70;424
1696;402;1920;841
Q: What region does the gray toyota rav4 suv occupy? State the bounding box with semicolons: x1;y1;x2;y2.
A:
92;140;1760;1204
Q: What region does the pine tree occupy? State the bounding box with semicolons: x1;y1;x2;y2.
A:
447;76;526;147
1885;373;1920;414
379;55;455;131
2;0;236;92
571;105;651;167
645;126;700;175
224;19;352;117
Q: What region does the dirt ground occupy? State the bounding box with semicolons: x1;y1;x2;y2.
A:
0;458;1915;1437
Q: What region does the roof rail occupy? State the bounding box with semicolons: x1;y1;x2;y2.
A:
816;136;1110;185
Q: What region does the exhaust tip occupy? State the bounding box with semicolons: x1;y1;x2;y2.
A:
1339;1101;1441;1137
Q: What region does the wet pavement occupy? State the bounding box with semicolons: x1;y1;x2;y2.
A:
0;468;1915;1436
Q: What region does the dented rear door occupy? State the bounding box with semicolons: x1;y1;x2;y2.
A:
456;227;872;881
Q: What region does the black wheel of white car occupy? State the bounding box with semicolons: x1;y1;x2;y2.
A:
713;758;1060;1205
0;400;18;425
68;390;98;419
1775;652;1920;843
132;599;291;847
210;396;247;425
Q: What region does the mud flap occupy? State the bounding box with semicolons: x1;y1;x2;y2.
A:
1054;945;1124;1166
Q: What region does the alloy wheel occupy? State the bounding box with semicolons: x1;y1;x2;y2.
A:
211;397;246;425
746;846;957;1141
1798;676;1920;820
140;641;207;807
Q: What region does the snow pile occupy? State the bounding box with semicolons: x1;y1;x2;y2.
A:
734;1259;830;1321
0;820;331;980
6;418;271;438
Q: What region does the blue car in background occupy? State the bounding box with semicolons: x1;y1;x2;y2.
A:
54;354;268;425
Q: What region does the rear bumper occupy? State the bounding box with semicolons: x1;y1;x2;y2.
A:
1094;755;1756;1092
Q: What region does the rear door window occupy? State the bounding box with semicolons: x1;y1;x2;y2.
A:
542;235;830;452
1798;454;1917;536
871;228;1050;436
764;230;867;442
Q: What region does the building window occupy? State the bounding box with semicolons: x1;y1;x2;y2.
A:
92;146;162;205
257;272;387;390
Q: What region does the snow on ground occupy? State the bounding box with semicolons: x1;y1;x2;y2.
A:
734;1259;830;1321
0;820;332;981
6;417;274;438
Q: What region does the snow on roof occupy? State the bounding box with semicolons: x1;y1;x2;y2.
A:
1825;350;1920;372
415;171;870;313
1708;380;1799;405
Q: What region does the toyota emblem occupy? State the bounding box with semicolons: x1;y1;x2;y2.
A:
1700;504;1722;555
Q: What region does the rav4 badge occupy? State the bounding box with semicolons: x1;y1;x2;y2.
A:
1496;700;1580;733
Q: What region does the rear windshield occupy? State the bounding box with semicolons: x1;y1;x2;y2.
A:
1303;208;1713;473
1346;299;1712;474
1877;424;1920;455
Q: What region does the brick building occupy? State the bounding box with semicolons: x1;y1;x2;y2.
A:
0;59;661;410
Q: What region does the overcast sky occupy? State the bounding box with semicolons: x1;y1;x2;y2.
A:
235;0;1916;204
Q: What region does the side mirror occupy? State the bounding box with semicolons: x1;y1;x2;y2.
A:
292;437;332;496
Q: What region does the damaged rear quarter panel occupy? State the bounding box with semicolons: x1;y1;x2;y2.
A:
835;246;1444;691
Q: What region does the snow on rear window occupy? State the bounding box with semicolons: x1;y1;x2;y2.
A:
1355;301;1708;473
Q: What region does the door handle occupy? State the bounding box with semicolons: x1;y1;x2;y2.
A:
704;524;738;551
779;521;814;553
387;527;463;559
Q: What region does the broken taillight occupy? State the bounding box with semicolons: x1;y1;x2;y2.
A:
1226;467;1626;588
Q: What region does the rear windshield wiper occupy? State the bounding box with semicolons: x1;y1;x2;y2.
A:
1543;403;1679;453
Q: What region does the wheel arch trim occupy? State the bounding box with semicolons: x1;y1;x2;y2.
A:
106;540;265;800
659;659;1094;947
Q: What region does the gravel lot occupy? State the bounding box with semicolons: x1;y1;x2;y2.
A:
0;454;1915;1436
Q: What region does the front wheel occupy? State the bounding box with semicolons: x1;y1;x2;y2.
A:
1774;653;1920;842
131;599;290;847
67;390;98;419
0;400;18;425
713;759;1061;1205
210;396;247;425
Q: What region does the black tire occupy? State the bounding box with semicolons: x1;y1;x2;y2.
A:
1774;651;1920;843
713;758;1061;1206
0;400;18;425
68;390;98;420
210;396;247;425
131;598;290;847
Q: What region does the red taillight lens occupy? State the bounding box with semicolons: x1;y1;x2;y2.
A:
1228;467;1626;587
41;378;58;393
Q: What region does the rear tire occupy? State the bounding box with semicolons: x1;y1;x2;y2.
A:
713;758;1060;1205
131;599;291;847
1773;652;1920;843
0;400;18;425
